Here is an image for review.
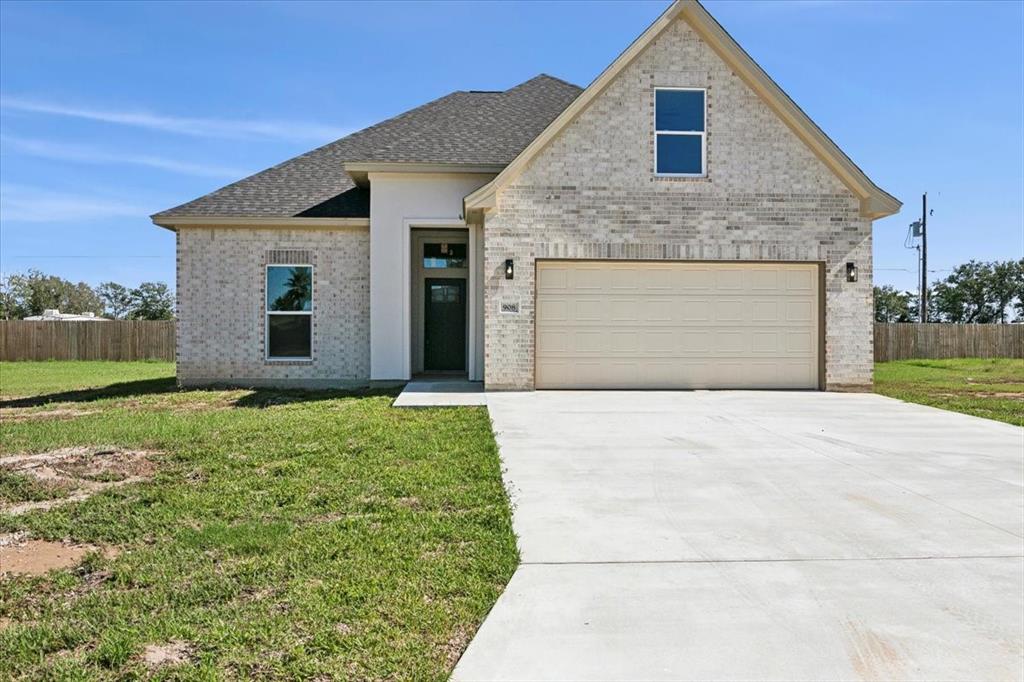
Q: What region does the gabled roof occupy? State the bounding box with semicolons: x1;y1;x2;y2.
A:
152;75;582;224
465;0;901;221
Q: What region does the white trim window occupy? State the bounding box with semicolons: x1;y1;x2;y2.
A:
266;264;313;360
654;87;706;176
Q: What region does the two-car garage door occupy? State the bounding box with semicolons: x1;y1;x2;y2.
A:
535;261;821;390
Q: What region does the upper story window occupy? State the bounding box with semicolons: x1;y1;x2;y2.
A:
654;88;706;176
266;264;312;359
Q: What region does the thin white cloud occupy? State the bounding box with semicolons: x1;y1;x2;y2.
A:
1;95;349;143
1;135;248;179
0;184;148;223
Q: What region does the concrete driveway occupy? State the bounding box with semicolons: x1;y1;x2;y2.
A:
453;391;1024;681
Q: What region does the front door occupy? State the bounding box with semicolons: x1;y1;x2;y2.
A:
424;278;466;371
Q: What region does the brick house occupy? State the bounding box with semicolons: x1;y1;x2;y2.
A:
152;0;899;391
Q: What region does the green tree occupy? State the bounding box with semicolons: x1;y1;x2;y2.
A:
97;282;134;319
0;269;103;319
128;282;175;320
930;260;1024;323
989;259;1024;323
873;285;915;322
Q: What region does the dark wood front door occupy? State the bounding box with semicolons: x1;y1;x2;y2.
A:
424;278;466;371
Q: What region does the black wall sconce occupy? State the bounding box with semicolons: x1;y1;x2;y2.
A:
505;259;514;280
846;261;858;283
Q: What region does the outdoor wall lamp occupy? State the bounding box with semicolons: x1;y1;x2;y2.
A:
505;259;514;280
846;261;858;283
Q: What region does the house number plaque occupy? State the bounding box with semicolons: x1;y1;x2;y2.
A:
499;297;520;315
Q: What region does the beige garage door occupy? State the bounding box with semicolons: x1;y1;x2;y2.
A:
535;261;820;390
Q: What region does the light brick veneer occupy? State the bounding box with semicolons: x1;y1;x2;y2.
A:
483;16;874;391
176;227;369;388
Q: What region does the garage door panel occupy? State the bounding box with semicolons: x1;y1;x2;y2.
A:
715;331;745;354
574;330;603;354
610;268;640;290
537;298;568;322
537;266;569;292
787;331;813;354
750;269;780;290
643;299;674;322
538;329;569;354
716;300;744;322
680;268;713;289
535;261;820;390
786;300;813;322
751;331;780;354
787;268;815;291
610;300;638;321
714;269;744;290
571;267;605;291
752;301;778;322
575;299;604;322
681;300;710;321
610;331;639;354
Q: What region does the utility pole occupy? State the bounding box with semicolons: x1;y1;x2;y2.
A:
920;193;928;323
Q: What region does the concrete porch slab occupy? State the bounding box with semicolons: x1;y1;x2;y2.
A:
393;378;486;407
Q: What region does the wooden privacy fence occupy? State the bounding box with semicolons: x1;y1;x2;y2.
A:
0;320;176;361
2;320;1020;363
874;323;1024;362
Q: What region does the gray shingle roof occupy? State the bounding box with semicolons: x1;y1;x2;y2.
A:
154;74;582;219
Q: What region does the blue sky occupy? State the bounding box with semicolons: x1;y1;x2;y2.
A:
1;0;1021;292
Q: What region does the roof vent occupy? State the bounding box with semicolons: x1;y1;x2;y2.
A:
43;309;60;317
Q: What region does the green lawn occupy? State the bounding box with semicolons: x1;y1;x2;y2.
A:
874;358;1024;426
0;361;517;680
0;360;176;398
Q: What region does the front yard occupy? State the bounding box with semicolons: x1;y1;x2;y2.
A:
0;361;517;680
1;357;1019;678
874;358;1024;426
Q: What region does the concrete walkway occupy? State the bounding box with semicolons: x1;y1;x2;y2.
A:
393;378;485;407
453;391;1024;681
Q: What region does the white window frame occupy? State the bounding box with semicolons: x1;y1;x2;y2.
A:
654;86;707;178
265;263;314;361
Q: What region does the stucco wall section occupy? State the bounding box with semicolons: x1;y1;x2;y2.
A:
483;16;874;390
176;227;369;387
368;173;492;380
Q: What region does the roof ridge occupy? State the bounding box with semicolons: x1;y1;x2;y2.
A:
532;73;583;90
505;73;583;94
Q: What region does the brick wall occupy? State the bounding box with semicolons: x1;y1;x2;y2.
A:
176;227;370;388
483;17;874;390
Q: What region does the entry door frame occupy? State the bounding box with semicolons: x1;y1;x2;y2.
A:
410;226;471;376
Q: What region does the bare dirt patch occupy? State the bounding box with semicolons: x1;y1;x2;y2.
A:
142;640;196;669
0;447;157;515
440;625;473;668
937;390;1024;401
0;532;102;577
0;407;100;423
116;393;239;414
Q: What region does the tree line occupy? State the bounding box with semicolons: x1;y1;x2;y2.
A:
875;259;1024;323
0;270;174;320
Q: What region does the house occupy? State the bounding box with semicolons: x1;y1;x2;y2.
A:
152;0;899;392
23;310;107;321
